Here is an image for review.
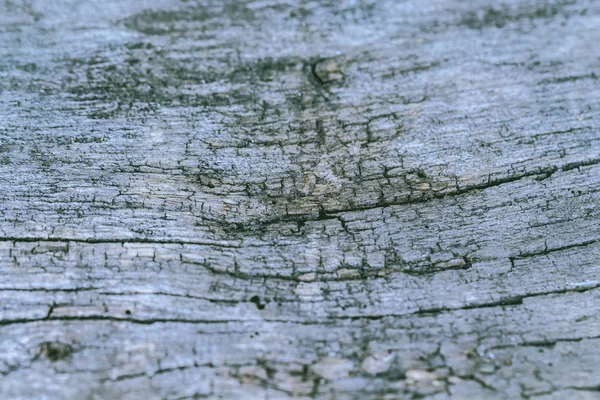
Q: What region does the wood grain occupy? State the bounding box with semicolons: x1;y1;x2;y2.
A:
0;0;599;398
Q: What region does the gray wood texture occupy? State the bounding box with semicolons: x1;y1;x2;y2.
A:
1;0;599;398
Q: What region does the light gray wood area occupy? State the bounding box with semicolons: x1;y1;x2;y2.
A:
0;0;599;398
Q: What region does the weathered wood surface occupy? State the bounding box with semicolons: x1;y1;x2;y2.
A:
1;0;599;398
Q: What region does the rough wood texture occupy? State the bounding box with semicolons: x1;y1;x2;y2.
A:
1;0;599;398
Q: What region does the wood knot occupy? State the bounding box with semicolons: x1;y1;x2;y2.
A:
313;58;345;84
38;341;74;362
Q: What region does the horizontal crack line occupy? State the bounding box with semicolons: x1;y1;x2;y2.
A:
490;334;600;350
323;158;600;216
341;283;600;321
0;236;242;248
1;285;598;327
514;239;599;260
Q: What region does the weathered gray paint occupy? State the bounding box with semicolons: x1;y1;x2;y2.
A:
0;0;599;398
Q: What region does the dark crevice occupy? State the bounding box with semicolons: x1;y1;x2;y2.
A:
0;236;242;248
288;158;600;221
490;334;600;350
514;239;598;260
1;284;598;327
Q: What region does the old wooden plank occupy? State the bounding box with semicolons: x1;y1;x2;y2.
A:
0;0;599;398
